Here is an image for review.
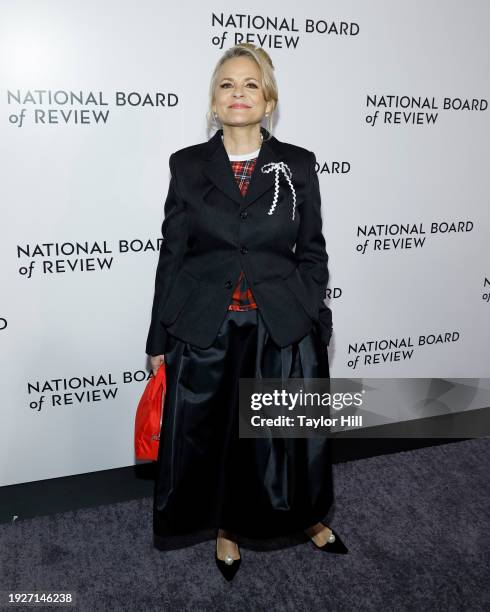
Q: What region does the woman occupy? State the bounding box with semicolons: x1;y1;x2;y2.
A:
146;43;347;581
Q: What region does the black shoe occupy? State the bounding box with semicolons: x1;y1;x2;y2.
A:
215;538;242;581
308;525;348;555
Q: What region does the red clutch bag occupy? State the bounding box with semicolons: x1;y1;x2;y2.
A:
134;362;166;461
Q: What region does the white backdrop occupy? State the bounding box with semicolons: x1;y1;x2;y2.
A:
1;0;489;486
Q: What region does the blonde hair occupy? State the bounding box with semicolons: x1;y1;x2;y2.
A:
206;43;278;141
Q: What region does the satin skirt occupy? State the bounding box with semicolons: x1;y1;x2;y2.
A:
153;309;334;539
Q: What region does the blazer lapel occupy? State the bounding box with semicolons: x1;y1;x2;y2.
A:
202;126;286;211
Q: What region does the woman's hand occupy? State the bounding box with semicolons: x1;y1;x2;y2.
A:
150;354;165;376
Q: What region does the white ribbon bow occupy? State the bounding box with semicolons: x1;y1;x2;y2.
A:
260;161;297;220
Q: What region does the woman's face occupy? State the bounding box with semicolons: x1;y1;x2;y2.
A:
212;56;272;129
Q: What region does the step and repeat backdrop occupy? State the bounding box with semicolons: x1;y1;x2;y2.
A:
1;0;489;487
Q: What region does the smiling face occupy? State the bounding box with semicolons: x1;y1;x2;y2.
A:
212;56;273;129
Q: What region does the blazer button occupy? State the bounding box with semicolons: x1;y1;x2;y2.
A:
225;280;233;288
240;211;248;219
240;246;248;254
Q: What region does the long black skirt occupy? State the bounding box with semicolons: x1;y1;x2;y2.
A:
153;309;334;540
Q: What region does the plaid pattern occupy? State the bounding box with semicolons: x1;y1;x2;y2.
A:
228;157;258;311
230;157;257;196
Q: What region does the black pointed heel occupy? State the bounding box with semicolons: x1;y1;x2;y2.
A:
309;525;349;555
215;538;242;581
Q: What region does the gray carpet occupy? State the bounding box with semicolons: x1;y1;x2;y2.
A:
1;438;488;612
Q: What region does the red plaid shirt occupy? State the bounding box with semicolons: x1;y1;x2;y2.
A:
228;157;258;311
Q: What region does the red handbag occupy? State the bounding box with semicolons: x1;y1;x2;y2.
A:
134;362;166;461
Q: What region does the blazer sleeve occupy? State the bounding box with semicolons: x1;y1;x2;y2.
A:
296;151;333;347
146;153;189;356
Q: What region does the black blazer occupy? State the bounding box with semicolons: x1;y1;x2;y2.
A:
146;126;332;356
